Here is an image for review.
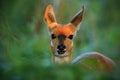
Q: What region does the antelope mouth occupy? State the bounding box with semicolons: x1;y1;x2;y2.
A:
57;50;66;54
55;51;68;57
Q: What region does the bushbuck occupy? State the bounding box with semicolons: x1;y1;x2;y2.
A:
44;5;115;70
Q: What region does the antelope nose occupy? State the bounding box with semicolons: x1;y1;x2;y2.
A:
57;44;66;54
57;44;66;51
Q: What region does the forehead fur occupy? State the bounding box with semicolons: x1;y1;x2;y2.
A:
54;25;73;36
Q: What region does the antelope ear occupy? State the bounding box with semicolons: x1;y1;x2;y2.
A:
44;5;57;31
70;6;84;29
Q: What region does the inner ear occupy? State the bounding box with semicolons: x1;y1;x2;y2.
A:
70;5;84;28
47;12;56;23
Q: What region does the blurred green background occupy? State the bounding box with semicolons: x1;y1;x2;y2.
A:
0;0;120;80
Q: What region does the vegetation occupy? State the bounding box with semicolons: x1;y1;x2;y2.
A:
0;0;120;80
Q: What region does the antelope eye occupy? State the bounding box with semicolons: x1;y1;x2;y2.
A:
51;34;56;39
68;35;73;40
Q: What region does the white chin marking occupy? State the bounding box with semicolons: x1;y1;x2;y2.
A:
54;56;69;64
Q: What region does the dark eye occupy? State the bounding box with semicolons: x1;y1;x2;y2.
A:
68;35;73;40
51;34;56;39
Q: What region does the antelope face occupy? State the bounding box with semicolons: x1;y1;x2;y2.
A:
50;24;76;57
44;5;84;58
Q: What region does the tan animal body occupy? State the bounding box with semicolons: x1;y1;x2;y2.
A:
44;5;115;70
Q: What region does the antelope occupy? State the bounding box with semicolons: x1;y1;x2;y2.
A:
44;5;115;70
